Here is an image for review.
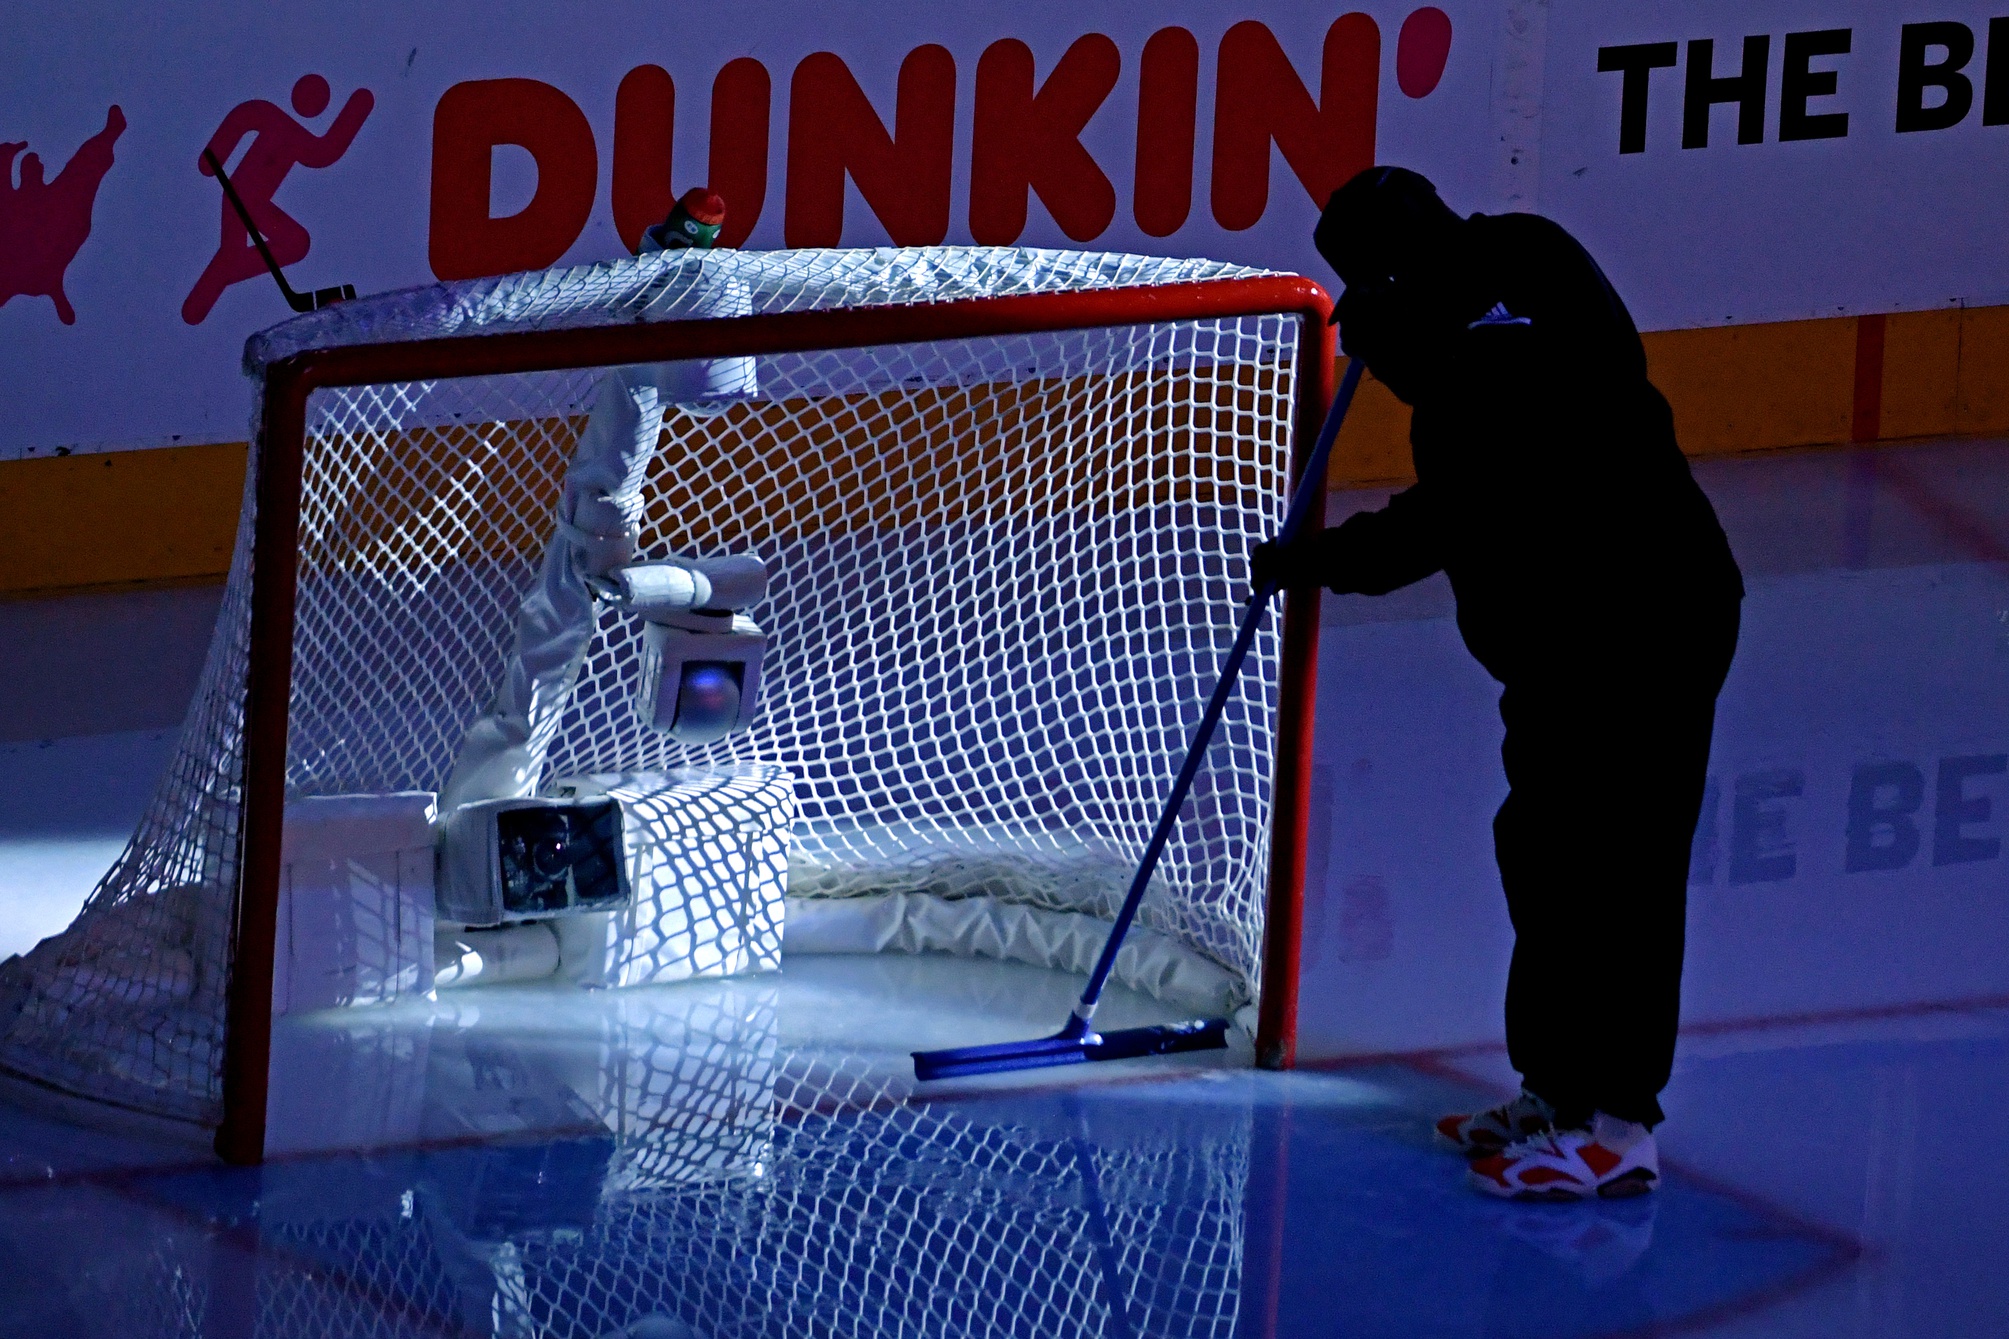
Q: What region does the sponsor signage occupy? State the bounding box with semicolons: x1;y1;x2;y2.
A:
3;1;2007;453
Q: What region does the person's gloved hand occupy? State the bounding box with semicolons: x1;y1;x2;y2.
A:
1248;537;1327;601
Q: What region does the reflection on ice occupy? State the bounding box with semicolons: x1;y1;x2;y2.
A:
244;955;1255;1339
267;952;1235;1158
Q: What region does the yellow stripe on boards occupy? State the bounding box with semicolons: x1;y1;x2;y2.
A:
11;305;2009;596
0;442;247;597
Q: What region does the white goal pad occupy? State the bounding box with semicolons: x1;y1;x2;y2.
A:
0;246;1330;1149
273;793;437;1017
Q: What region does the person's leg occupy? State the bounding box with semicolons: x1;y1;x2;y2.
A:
1495;685;1600;1127
1567;696;1714;1127
1471;684;1716;1198
1497;603;1738;1130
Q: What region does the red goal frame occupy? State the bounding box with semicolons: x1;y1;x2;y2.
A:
219;274;1338;1164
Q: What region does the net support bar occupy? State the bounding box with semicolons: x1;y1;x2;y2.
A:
1256;341;1342;1070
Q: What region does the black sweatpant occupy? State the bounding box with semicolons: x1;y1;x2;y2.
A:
1493;601;1739;1129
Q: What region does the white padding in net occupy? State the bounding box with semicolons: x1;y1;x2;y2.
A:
783;893;1243;1018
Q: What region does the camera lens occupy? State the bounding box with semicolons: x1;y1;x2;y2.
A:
494;800;628;916
532;834;570;878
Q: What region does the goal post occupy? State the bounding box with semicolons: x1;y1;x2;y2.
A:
1;248;1335;1165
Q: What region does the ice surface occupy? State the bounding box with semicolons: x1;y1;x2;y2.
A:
2;436;2008;1334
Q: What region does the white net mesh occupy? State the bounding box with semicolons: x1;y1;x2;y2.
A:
0;246;1309;1129
242;247;1278;366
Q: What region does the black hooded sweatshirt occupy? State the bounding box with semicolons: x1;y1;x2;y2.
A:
1316;212;1743;685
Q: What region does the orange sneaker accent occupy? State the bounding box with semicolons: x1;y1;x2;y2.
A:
1437;1092;1555;1155
1469;1155;1511;1187
1577;1142;1623;1178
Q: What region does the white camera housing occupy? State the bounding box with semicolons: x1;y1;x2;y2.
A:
435;794;634;928
606;554;770;744
637;612;766;742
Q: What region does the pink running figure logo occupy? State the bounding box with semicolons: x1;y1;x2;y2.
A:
183;74;373;324
0;106;127;325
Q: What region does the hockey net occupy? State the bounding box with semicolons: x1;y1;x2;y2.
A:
0;247;1328;1143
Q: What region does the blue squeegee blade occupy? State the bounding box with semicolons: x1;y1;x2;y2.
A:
912;1018;1229;1082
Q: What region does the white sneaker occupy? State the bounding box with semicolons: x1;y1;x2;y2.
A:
1467;1113;1659;1201
1435;1088;1556;1157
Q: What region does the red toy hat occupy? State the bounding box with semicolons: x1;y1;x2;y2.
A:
679;188;727;227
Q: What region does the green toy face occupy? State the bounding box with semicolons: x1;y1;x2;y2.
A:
645;208;721;253
676;215;722;248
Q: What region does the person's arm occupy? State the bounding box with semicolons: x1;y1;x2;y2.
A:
1256;482;1444;597
1314;483;1445;594
299;90;376;168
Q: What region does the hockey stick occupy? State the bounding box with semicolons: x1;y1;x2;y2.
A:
913;355;1368;1082
201;148;355;312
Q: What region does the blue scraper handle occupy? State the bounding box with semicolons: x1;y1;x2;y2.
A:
1058;356;1366;1033
914;355;1367;1081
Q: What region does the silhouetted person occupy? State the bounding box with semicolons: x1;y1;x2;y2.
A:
1258;166;1742;1200
184;74;373;323
0;105;126;324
